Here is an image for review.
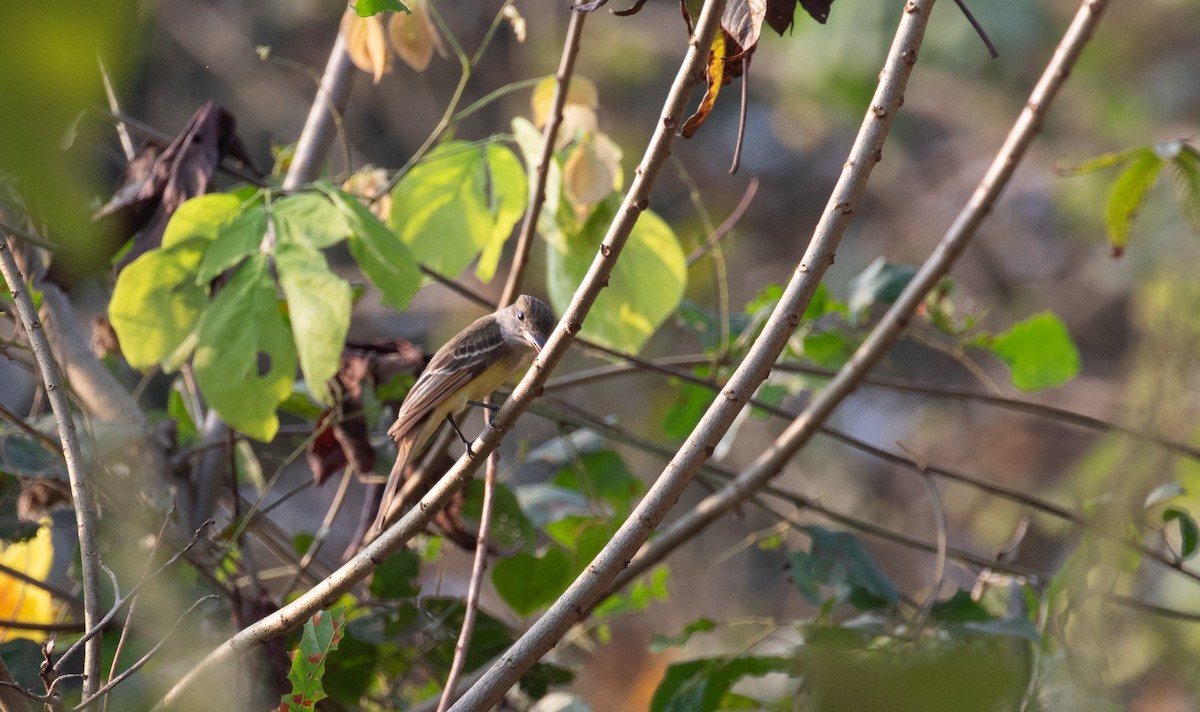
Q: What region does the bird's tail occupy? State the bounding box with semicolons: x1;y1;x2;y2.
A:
372;435;415;535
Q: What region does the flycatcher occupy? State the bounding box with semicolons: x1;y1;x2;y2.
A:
373;294;555;533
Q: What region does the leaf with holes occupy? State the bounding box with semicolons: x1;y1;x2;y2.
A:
194;254;297;441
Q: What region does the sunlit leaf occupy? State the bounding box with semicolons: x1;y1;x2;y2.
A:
1104;148;1164;255
272;193;351;250
563;132;622;208
161;193;247;249
681;32;726;139
108;241;207;370
546;194;686;352
353;0;410;17
0;526;58;642
195;204;268;284
1170;143;1200;232
475;143;528;282
531;75;599;129
326;188;421;311
388;142;496;277
512;117;568;247
275;243;352;405
193;254;297;441
980;312;1081;392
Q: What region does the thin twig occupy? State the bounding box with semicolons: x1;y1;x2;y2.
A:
686;178;759;265
0;233;103;698
278;466;354;599
73;595;219;711
97;56;135;161
281;21;356;191
499;9;587;307
616;0;1112;598
437;442;500;712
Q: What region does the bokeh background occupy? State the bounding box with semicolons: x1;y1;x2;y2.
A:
3;0;1200;709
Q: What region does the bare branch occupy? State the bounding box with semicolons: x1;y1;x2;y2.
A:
499;10;587;307
619;0;1113;597
0;233;104;697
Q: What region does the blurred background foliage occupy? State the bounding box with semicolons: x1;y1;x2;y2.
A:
2;0;1200;710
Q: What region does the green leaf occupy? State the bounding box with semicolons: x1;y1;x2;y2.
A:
552;450;644;514
663;382;716;440
327;189;421;311
847;258;916;323
512;117;567;247
491;548;571;617
279;607;345;712
195;204;268;284
193;254;297;441
461;480;537;551
108;242;207;370
981;311;1081;392
1169;143;1200;232
160;193;247;249
649;618;717;653
353;0;410;16
1164;506;1200;560
272;192;351;249
789;526;900;609
388;142;495;277
650;656;791;712
1105;148;1165;254
475;143;528;282
547;194;686;353
275;243;352;405
594;565;669;617
369;550;421;599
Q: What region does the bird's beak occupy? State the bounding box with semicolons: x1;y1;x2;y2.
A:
525;332;547;354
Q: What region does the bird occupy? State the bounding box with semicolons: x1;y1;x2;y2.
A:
372;294;556;534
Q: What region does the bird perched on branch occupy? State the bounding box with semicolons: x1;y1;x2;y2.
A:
372;294;556;534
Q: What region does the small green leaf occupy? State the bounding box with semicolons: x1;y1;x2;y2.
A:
272;192;351;249
275;243;352;405
594;565;669;617
193;255;297;441
649;618;716;653
492;548;572;617
475;143;528;282
161;193;247;249
327;188;421;311
1164;506;1200;560
1169;143;1200;232
279;607;345;712
1105;148;1165;254
388;142;494;277
108;242;207;370
546;194;686;353
195;204;268;284
847;258;917;323
353;0;410;16
982;311;1081;392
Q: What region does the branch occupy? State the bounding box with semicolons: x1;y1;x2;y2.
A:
281;24;355;190
156;0;724;703
498;10;587;307
0;235;103;698
618;0;1112;593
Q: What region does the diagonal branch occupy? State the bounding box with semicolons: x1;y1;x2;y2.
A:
617;0;1113;594
154;0;723;704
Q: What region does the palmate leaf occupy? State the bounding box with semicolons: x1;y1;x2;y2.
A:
193;254;297;441
325;187;421;311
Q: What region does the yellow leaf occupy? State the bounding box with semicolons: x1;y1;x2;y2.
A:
0;525;59;642
531;75;599;128
681;32;726;138
386;0;444;72
342;165;392;220
563;132;623;208
341;10;392;83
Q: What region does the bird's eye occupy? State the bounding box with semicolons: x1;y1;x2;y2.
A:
516;310;526;321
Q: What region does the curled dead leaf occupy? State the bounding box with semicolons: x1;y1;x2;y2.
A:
386;0;445;72
342;165;392;220
563;132;623;208
341;10;392;83
502;4;527;43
